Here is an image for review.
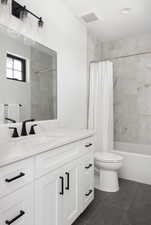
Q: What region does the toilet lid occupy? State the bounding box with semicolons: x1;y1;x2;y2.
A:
95;152;123;163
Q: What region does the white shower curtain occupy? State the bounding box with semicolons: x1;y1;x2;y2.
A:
88;61;113;153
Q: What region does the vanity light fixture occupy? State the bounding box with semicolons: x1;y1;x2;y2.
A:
1;0;8;5
12;0;44;28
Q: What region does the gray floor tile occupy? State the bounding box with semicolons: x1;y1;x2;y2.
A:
131;182;151;207
89;204;124;225
99;179;138;210
127;204;151;225
120;213;132;225
72;179;151;225
73;199;101;225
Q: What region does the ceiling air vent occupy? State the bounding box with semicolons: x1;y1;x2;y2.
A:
81;13;99;23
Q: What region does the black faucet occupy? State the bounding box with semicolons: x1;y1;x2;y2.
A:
29;124;37;135
5;117;16;123
9;127;19;138
21;119;35;136
6;118;19;138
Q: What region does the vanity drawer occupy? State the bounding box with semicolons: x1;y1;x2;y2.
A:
79;152;94;211
0;184;34;225
0;158;34;198
79;137;95;153
84;184;94;209
82;152;94;186
83;152;94;173
35;142;80;177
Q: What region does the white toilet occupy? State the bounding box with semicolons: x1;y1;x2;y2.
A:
95;152;123;192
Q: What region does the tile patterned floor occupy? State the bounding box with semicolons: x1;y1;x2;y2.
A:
73;179;151;225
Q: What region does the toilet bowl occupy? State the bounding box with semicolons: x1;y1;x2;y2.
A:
95;152;123;192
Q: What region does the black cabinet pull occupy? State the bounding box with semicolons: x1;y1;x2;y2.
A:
85;164;93;169
5;172;25;183
5;210;25;225
85;143;93;148
65;172;70;190
85;189;93;197
59;176;64;195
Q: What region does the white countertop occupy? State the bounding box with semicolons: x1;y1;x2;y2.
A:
0;129;95;168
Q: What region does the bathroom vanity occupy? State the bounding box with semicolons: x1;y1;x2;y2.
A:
0;24;94;225
0;129;94;225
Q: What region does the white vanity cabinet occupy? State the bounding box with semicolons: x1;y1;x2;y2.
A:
0;135;94;225
35;137;94;225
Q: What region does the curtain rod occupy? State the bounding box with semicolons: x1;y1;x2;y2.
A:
90;50;151;63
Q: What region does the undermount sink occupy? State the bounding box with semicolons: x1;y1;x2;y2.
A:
0;135;60;163
1;135;59;151
13;135;58;145
46;130;73;138
0;133;69;161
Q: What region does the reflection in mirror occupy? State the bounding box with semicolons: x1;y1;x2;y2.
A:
0;26;57;124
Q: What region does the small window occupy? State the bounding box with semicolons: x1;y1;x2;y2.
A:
6;54;26;82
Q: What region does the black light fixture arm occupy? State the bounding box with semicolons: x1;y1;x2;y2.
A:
25;7;40;20
21;4;44;27
23;7;44;27
1;0;44;27
18;2;44;27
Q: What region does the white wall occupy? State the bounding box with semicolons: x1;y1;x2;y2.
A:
87;30;101;66
0;0;87;129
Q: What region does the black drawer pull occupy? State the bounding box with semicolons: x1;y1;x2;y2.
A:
85;143;93;148
85;164;93;169
65;172;70;190
59;176;64;195
85;189;93;197
5;210;25;225
5;172;25;183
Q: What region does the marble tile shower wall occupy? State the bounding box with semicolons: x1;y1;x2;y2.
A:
101;34;151;145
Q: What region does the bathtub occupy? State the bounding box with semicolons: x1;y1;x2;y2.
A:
112;142;151;185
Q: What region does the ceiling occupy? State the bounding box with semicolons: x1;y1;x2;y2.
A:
61;0;151;42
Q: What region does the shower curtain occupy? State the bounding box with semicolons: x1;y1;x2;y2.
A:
88;61;113;152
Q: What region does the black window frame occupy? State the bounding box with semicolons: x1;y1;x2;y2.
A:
6;53;26;82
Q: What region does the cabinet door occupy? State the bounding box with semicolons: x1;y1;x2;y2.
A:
35;169;63;225
0;184;34;225
63;161;79;225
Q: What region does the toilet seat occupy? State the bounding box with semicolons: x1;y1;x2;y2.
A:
95;152;123;163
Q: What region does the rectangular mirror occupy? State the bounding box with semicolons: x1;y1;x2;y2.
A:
0;26;57;124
